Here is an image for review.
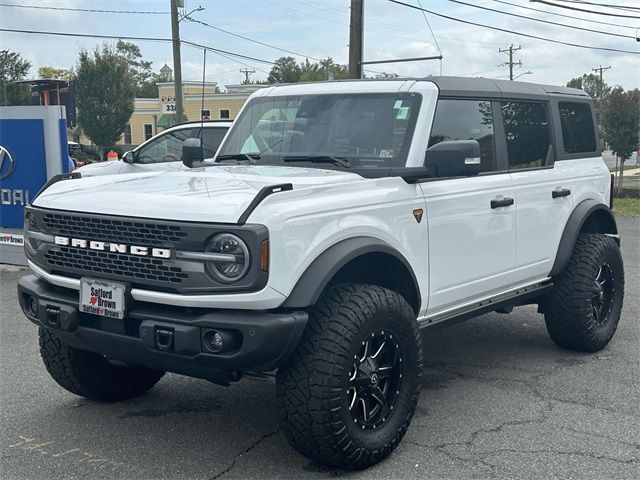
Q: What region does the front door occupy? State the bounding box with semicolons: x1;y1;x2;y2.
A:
421;98;517;315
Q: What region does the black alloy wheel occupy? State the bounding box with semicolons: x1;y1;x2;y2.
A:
591;263;615;327
347;330;402;430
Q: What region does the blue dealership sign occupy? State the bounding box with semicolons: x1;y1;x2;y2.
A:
0;119;47;227
0;106;68;264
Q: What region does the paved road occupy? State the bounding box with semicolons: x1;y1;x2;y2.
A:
1;217;638;479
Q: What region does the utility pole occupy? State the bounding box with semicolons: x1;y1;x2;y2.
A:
499;44;522;81
592;65;611;99
170;0;183;122
348;0;364;79
239;68;255;84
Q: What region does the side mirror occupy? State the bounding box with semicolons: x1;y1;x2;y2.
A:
182;137;204;168
426;140;482;177
122;150;135;163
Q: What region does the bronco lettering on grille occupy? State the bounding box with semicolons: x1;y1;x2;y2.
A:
54;236;171;259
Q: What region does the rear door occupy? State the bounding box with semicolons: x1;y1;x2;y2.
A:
501;100;575;283
421;98;517;315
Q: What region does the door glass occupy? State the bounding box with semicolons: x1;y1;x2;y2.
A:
428;99;497;172
558;102;597;154
201;127;228;158
137;128;195;164
501;101;555;169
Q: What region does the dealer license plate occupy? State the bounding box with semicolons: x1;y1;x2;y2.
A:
79;278;126;319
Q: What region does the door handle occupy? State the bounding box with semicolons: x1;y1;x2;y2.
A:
491;197;514;209
552;188;571;199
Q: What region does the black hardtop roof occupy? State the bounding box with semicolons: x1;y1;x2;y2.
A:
426;76;590;101
273;76;591;102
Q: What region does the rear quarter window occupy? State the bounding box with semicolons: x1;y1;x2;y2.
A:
558;102;597;154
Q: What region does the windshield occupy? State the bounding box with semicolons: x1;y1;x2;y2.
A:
217;92;421;170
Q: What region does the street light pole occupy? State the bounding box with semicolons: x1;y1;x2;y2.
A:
170;0;183;122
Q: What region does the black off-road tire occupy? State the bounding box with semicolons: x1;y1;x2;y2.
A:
276;283;422;470
39;329;165;402
545;233;624;352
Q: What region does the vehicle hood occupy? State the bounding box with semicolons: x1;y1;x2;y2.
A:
75;160;125;176
33;165;363;223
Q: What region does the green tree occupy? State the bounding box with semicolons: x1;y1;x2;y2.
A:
602;87;640;191
299;58;348;82
267;56;302;83
268;56;350;83
115;40;157;97
38;66;72;80
370;72;399;79
75;44;135;156
566;73;611;100
0;50;31;106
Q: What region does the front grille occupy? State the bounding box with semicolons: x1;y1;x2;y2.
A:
28;207;269;294
42;213;187;245
45;247;189;284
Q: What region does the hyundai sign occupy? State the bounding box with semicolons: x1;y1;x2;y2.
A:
0;106;68;264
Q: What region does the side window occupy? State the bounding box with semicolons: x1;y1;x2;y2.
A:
137;128;195;163
201;128;228;158
558;102;597;154
143;124;153;141
501;101;554;169
123;123;132;144
428;99;497;172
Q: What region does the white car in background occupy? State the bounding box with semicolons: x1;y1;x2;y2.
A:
76;120;231;176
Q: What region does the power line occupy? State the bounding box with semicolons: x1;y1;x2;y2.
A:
385;0;640;55
445;0;636;39
487;0;637;30
0;28;276;65
183;16;323;61
0;2;168;14
530;0;640;18
262;0;443;51
416;0;443;75
555;0;640;11
295;0;502;47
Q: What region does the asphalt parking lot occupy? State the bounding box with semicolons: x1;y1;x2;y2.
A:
1;217;638;480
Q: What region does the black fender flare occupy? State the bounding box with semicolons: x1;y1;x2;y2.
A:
281;236;421;310
549;199;618;276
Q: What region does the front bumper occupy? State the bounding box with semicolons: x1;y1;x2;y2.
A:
18;275;307;384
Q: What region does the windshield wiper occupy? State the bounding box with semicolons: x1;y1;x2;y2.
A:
283;155;352;169
216;153;260;164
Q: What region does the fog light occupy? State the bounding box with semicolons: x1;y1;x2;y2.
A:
27;296;38;317
207;330;224;353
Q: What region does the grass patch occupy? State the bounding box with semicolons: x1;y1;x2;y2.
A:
613;198;640;216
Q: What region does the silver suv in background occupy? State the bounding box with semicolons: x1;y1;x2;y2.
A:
76;120;231;176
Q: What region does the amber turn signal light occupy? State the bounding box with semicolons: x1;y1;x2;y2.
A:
260;240;269;272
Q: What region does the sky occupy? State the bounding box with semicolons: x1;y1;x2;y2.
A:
0;0;638;92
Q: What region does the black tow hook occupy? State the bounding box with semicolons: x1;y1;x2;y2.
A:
154;328;175;351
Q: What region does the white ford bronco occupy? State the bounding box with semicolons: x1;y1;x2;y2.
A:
19;78;624;470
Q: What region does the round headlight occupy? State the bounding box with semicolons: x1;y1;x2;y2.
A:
205;233;250;282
